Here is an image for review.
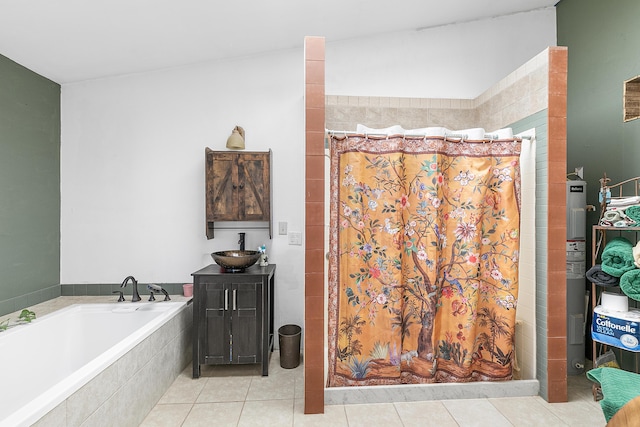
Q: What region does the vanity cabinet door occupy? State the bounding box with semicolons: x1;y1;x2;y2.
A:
230;282;262;364
203;283;229;364
205;149;271;238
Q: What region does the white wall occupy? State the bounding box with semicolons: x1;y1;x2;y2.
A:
325;8;557;99
60;7;556;334
61;50;306;330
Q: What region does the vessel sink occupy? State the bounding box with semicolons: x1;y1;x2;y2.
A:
211;250;260;272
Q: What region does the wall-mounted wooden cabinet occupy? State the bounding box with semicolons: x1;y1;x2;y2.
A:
624;75;640;122
205;149;271;238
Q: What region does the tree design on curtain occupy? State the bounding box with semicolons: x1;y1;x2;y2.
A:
327;136;522;386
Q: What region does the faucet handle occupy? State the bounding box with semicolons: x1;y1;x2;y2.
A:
112;290;125;302
148;292;156;301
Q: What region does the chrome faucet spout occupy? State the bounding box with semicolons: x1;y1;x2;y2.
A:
121;275;141;302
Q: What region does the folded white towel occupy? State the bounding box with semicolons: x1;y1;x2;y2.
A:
609;196;640;207
603;208;635;226
604;210;623;222
606;206;629;211
633;241;640;269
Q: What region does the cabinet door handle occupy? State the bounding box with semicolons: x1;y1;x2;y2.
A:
233;289;237;310
224;289;229;311
239;183;244;189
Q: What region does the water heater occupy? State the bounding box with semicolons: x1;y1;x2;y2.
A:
566;180;587;375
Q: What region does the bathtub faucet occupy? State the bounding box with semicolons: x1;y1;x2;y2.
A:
121;275;141;302
147;284;171;301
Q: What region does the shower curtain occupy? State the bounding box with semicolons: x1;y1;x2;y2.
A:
327;135;522;386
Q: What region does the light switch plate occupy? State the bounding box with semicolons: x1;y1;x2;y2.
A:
288;232;302;245
278;221;288;235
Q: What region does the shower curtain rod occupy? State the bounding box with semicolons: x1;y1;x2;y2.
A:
325;129;532;140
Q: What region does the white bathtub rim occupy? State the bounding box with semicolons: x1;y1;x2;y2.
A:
1;301;187;427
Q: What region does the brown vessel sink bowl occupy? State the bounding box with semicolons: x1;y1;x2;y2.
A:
211;250;260;272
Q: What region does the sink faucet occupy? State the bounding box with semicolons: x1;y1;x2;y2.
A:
121;275;141;302
238;232;245;251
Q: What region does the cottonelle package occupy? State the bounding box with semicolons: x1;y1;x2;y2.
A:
592;305;640;352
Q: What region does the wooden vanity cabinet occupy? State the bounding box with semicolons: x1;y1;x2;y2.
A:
205;149;271;239
192;264;276;378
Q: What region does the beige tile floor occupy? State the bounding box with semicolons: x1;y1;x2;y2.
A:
141;353;607;427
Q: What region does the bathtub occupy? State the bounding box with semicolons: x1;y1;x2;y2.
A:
0;301;191;427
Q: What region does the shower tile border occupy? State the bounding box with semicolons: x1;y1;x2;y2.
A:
60;283;188;298
0;284;61;317
325;379;539;405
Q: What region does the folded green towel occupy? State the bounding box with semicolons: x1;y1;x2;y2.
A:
625;205;640;224
621;269;640;301
601;237;636;277
587;367;640;422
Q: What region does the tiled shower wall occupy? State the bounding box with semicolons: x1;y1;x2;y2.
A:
325;49;550;133
326;96;476;132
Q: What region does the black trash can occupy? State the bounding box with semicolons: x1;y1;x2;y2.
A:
278;324;301;369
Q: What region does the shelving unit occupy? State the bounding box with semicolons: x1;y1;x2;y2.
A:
590;225;640;364
589;173;640;371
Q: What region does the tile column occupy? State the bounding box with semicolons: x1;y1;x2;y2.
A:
304;36;325;414
546;46;568;403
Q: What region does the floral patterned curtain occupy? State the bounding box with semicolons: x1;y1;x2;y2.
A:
327;135;522;386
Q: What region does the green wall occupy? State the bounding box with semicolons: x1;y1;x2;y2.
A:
558;0;640;232
558;0;640;370
0;54;60;315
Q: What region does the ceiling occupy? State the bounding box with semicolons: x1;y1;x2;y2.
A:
0;0;557;84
